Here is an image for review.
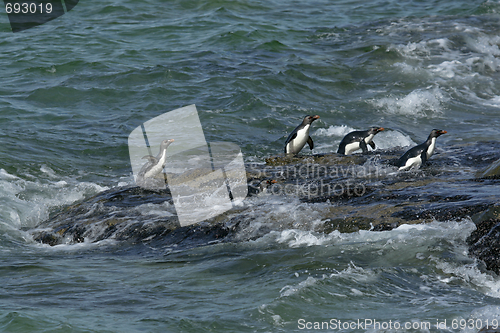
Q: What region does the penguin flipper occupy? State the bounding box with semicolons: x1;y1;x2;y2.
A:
307;136;314;150
337;144;345;155
420;151;428;166
368;141;376;149
142;155;158;163
284;133;297;145
360;140;368;153
284;133;297;154
394;151;409;167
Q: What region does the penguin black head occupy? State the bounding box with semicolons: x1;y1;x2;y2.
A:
368;127;384;135
302;115;320;125
429;129;447;138
160;139;175;150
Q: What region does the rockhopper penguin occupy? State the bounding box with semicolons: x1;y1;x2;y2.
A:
284;115;320;155
337;127;384;155
138;139;175;179
395;129;447;171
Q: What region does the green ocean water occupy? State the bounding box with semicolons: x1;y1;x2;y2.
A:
1;0;500;332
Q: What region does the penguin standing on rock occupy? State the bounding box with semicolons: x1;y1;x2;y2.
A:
337;127;384;155
138;139;175;181
395;129;447;171
284;115;320;155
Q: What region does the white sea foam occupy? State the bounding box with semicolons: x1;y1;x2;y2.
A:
315;125;356;138
277;229;335;248
269;219;500;300
429;60;465;79
389;40;432;59
279;262;376;299
0;168;19;180
371;130;416;149
387;25;500;105
0;168;108;232
40;165;58;178
280;276;318;297
432;255;500;299
38;238;119;252
388;36;452;60
378;21;500;129
267;214;477;255
371;87;448;118
484;95;500;108
466;35;500;57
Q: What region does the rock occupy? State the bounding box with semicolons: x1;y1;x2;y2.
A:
467;205;500;275
265;153;365;166
27;141;500;277
477;157;500;179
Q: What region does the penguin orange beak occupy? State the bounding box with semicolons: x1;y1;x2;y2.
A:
271;179;277;183
313;115;320;119
440;130;447;134
378;127;384;131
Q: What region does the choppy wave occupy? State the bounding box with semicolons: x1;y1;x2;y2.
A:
382;18;500;114
371;86;448;118
0;167;107;240
2;0;500;331
257;220;500;330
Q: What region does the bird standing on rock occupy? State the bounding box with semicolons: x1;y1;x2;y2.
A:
395;129;447;171
284;115;320;155
138;139;175;180
337;127;384;155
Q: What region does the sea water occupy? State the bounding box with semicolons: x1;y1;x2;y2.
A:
1;0;500;331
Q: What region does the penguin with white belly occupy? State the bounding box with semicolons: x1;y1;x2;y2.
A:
395;129;447;171
137;139;175;188
337;127;384;155
284;115;320;155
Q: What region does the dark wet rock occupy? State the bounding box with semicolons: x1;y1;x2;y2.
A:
36;232;60;247
468;219;500;275
265;153;365;166
322;217;374;233
371;222;400;231
467;205;500;275
28;186;179;245
391;202;491;222
28;141;500;275
142;221;234;252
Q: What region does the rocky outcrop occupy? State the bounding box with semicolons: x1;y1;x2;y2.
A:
28;141;500;275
